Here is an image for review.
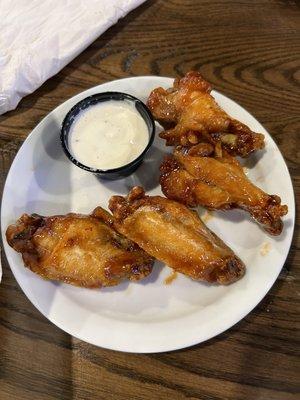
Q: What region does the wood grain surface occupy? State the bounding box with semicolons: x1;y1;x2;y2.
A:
0;1;299;399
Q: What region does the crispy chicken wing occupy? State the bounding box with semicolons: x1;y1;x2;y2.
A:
160;144;288;235
6;208;154;288
109;187;245;285
147;71;265;157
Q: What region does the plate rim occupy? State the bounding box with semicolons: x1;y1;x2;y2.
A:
1;75;295;353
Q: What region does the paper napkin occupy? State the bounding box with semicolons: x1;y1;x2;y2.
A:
0;0;146;115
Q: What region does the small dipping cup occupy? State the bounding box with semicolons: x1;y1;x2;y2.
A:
61;92;155;180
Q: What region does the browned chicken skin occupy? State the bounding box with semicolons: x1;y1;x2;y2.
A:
6;208;154;288
147;71;265;157
160;144;288;235
109;186;245;285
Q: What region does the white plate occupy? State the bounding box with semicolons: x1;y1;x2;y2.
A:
1;76;295;353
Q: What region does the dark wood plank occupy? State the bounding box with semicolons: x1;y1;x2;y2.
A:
0;1;299;399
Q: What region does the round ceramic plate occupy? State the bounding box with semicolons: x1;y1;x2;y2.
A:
1;77;295;353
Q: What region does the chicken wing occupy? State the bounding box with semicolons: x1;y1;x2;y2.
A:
6;207;154;288
147;71;265;157
109;186;245;285
160;144;288;235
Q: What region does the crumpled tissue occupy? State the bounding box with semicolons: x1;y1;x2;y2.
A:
0;0;146;115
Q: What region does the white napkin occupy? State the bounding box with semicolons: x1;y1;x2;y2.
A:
0;0;146;115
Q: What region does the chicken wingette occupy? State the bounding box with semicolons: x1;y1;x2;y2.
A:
6;207;154;288
109;186;245;285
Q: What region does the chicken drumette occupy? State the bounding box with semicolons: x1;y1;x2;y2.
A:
160;144;288;235
147;71;265;157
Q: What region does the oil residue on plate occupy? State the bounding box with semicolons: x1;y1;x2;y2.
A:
201;210;214;223
164;270;178;285
260;242;271;256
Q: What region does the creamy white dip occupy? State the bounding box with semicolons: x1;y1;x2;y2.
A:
69;100;149;170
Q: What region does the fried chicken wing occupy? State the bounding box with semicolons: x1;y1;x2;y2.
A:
160;144;288;235
109;187;245;285
6;208;154;288
147;71;265;157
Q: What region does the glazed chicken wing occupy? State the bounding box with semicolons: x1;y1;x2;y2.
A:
147;71;265;157
6;208;154;288
160;144;288;235
109;187;245;285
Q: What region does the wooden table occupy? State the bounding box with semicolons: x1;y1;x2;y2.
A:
1;1;299;399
